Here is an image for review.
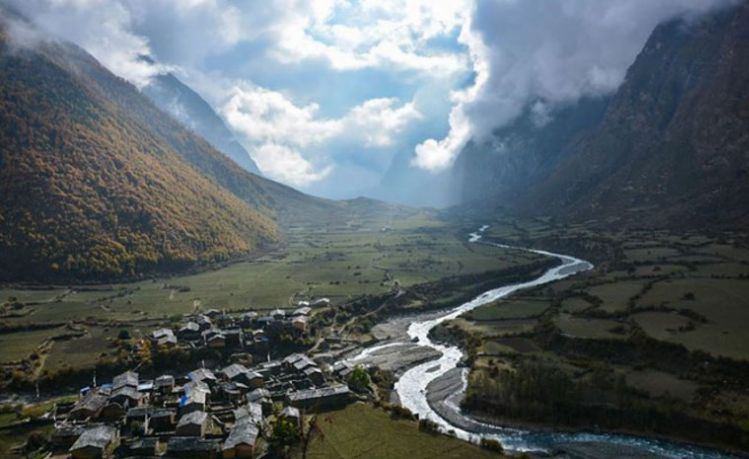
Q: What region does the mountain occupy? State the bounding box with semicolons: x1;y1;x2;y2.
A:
455;2;749;227
453;96;610;206
0;18;282;282
142;71;262;175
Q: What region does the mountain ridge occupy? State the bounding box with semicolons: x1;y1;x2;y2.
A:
0;28;280;281
143;71;262;175
455;1;749;227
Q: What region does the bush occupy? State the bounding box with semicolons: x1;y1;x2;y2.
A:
117;329;131;340
389;405;416;421
418;418;440;434
480;438;504;453
269;418;300;457
348;366;371;393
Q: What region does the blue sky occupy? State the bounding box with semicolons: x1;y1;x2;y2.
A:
6;0;737;203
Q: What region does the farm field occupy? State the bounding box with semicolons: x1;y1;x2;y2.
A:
302;402;498;459
445;217;749;451
0;209;541;379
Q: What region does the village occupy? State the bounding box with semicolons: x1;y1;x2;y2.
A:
46;303;363;459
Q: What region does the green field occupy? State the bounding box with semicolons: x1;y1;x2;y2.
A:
302;403;498;458
446;216;749;450
0;328;62;363
465;297;549;321
1;209;541;376
554;314;626;340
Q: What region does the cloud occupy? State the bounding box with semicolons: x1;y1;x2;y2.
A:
8;0;732;203
221;82;422;185
252;143;333;187
4;0;168;88
412;0;738;172
5;0;460;195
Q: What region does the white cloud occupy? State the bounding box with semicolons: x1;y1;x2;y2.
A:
223;85;342;149
5;0;168;88
268;0;471;75
412;0;737;172
345;98;422;147
252;144;333;187
221;83;422;185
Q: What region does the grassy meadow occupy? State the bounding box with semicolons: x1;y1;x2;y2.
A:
0;208;539;377
301;402;498;459
442;217;749;450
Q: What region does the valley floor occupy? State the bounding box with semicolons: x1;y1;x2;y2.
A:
435;217;749;452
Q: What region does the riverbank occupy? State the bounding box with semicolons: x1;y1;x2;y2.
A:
343;225;743;458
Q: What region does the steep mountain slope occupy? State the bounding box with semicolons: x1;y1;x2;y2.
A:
0;24;279;282
39;34;339;226
456;2;749;227
142;72;262;175
453;97;609;205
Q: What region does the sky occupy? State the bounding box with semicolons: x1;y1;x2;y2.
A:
3;0;737;205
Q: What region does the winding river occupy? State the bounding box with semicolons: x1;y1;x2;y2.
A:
348;225;737;458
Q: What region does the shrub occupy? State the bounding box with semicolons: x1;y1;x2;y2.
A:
389;405;416;421
348;366;371;393
480;438;504;453
418;418;440;434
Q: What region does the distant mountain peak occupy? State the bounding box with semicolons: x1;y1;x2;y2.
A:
142;71;262;175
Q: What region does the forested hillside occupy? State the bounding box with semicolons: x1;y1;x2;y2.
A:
0;25;279;282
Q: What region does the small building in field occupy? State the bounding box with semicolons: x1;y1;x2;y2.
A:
221;363;249;382
286;384;351;411
112;370;139;391
188;368;217;385
176;410;209;437
304;366;325;386
151;408;177;433
155;374;176;393
222;418;259;459
246;388;273;415
178;322;201;341
152;328;177;347
291;315;308;332
195;315;213;331
180;386;208;414
52;424;84;449
69;392;108;421
69;425;119;459
224;328;243;348
292;306;312;317
246;371;264;389
167;437;220;459
128;437;159;457
109;385;143;408
98;401;126;422
207;332;226;349
233;402;264;430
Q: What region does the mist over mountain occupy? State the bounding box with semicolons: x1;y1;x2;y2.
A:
454;1;749;227
0;11;354;282
142;71;262;175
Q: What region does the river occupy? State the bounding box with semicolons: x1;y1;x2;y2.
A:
347;225;738;458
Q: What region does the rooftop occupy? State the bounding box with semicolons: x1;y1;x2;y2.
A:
69;425;117;452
